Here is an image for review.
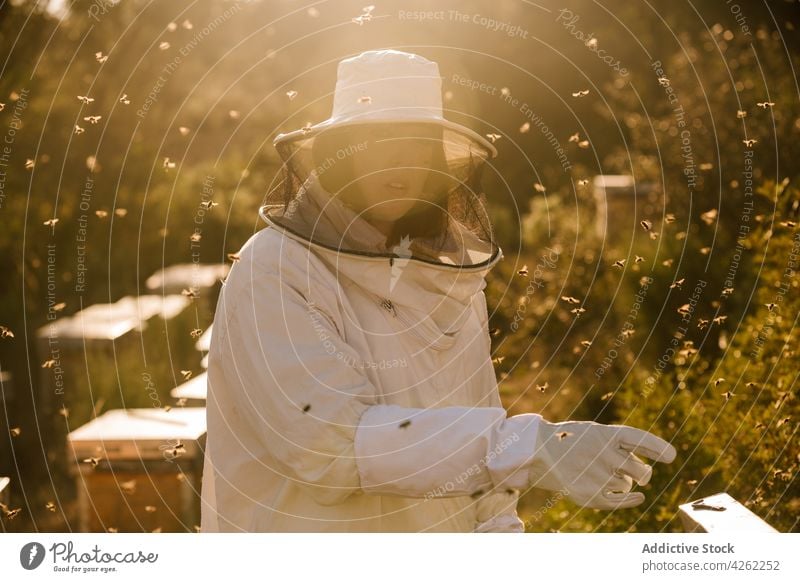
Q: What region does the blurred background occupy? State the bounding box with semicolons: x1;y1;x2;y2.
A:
0;0;798;533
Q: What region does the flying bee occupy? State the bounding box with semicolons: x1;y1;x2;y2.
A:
181;288;198;300
485;133;502;143
1;505;21;519
190;328;203;338
640;219;652;231
571;89;590;98
536;382;548;393
83;457;101;468
398;420;411;429
180;370;193;380
556;431;573;441
120;480;137;495
700;209;718;225
612;259;626;268
756;101;775;109
561;296;580;305
164;443;185;459
743;139;757;147
517;265;529;276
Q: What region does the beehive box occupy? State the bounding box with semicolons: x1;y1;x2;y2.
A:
35;295;194;427
592;175;661;244
67;407;206;532
145;263;228;326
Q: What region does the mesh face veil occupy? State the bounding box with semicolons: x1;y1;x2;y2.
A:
259;120;501;269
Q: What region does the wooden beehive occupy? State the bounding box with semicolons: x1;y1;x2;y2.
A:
67;407;206;532
592;175;661;244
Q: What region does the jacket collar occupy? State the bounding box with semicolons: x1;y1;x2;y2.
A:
263;219;503;349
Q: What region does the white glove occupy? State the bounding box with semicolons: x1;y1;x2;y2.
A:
525;418;677;510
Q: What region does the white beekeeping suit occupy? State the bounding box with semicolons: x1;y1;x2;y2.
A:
200;49;676;532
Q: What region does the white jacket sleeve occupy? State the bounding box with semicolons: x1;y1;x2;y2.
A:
219;260;541;507
470;290;527;533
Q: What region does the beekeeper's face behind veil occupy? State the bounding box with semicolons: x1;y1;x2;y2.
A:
313;122;468;243
322;123;438;226
259;50;501;268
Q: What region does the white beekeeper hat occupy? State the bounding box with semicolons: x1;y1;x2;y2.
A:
260;49;501;269
272;49;498;157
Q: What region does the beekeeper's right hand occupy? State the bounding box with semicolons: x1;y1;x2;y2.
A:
524;418;677;510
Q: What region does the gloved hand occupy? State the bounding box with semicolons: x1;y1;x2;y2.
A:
526;418;677;510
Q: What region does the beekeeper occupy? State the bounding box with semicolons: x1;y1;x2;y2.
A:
200;49;676;532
